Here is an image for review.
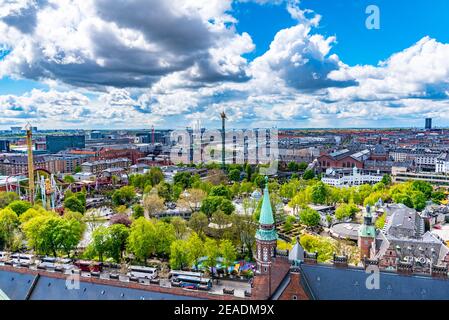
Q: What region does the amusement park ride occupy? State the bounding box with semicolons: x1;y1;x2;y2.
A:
5;124;65;212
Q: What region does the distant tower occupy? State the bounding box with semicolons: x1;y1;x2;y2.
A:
255;176;278;296
358;205;376;259
220;111;227;170
425;118;432;130
25;123;35;204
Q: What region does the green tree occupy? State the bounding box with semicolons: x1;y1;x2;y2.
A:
209;185;232;199
0;192;19;208
188;212;209;236
127;218;154;264
169;240;189;270
298;162;309;171
108;224;130;263
59;218;84;257
228;169;241;182
0;208;19;250
186;232;204;270
201;196;235;217
63;175;75;183
287;162;299;172
112;186;136;206
299;207;321;228
204;238;219;271
91;226;110;262
300;234;336;263
171;216;188;240
302;169;315;180
143;193;165;217
375;213;386;230
381;174;392;185
74;165;82;173
220;240;237;274
132;204;145;219
335;203;359;221
64;196;85;214
431;191;446;204
156;182;173;202
173;172;193;189
8;200;32;215
311;182;329;204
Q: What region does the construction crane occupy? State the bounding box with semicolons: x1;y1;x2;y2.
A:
25;123;35;204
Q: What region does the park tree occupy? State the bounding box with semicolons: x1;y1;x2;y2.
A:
287;161;299;172
381;174;392;185
375;213;386;230
230;214;257;258
156;182;173;202
108;224;130;263
148;167;164;186
228;169;241;182
64;196;85;214
90;226;110;262
177;188;206;212
59;218;84;257
206;169;228;185
299;207;321;228
63;175;75;183
143;193;165;217
0;208;19;250
431;191;446;204
186;232;204;270
188;212;209;236
335;203;359;221
127;218;155;264
220;240;237;274
201;196;234;217
110;214;132;227
132;204;145;219
169;240;189;270
311;182;330;204
170;216;188;240
209;185;232;199
8;200;32;215
204;238;219;272
300;234;336;263
0;192;19;208
302;169;315;180
173;172;193;189
112;186;136;207
298;162;309;171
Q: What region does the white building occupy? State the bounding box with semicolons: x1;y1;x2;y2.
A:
321;167;383;187
436;153;449;173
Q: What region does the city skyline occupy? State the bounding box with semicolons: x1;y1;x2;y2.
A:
1;0;449;130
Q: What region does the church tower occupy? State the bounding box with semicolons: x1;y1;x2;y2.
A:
255;177;278;295
358;204;376;259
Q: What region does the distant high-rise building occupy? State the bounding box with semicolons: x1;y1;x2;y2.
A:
0;140;10;153
425;118;432;130
46;135;85;153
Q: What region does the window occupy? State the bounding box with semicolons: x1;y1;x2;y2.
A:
292;295;298;300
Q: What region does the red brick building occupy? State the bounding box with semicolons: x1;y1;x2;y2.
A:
98;148;145;164
318;149;368;171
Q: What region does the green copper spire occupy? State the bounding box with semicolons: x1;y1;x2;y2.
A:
259;176;274;225
256;176;277;242
359;204;376;238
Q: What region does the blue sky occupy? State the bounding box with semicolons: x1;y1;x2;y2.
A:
0;0;449;129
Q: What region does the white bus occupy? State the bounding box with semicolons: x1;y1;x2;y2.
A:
169;270;203;279
127;266;158;279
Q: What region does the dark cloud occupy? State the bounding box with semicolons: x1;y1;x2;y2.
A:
1;0;48;34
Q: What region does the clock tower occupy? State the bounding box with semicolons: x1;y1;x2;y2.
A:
255;177;278;295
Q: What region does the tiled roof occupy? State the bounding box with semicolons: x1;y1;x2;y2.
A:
300;263;449;300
